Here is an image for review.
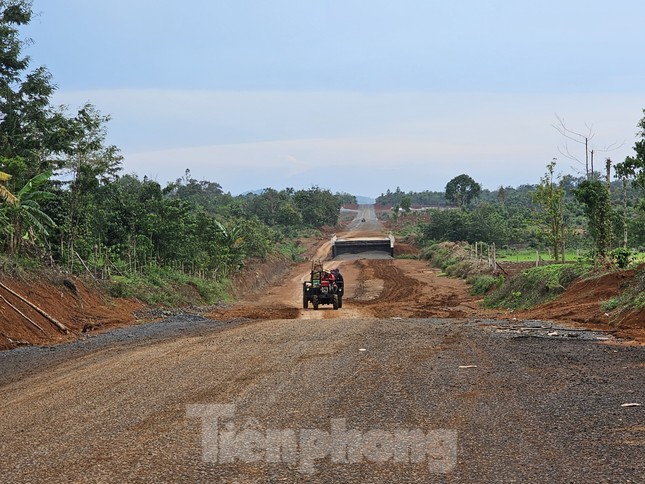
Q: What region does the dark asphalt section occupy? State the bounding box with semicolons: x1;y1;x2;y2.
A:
0;314;249;387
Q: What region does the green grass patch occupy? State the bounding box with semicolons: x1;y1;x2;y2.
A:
110;267;232;306
484;263;590;309
496;248;585;263
469;274;505;296
600;297;620;312
277;240;307;262
633;291;645;310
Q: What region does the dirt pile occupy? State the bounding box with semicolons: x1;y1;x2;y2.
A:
517;269;645;341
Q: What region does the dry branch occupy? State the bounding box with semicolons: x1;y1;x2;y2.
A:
75;251;97;281
0;282;70;334
0;293;48;336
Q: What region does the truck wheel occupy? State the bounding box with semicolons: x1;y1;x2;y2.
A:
312;296;319;310
303;295;308;309
332;294;339;310
337;295;343;308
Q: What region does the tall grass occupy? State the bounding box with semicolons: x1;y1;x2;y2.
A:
110;266;232;306
484;263;590;309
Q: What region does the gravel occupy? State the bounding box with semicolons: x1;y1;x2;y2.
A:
0;316;642;482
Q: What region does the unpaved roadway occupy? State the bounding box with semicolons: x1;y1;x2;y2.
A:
0;208;643;483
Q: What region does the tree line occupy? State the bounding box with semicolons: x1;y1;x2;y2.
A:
379;119;645;263
0;2;351;284
3;1;645;283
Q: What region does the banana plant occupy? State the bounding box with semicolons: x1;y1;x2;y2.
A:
0;170;17;204
3;171;56;254
214;219;244;249
0;171;16;238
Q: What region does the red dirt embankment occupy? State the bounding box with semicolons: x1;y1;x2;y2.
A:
0;275;143;351
516;269;645;342
2;253;644;350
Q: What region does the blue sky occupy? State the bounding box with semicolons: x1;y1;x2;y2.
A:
23;1;645;197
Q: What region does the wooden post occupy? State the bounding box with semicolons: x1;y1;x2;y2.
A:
75;251;97;281
623;176;628;248
562;237;565;264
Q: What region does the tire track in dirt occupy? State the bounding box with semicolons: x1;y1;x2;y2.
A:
207;254;491;322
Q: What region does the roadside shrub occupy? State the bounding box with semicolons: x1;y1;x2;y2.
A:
484;263;590;309
600;297;620;311
445;261;473;278
610;247;632;269
421;242;463;270
395;253;418;260
110;275;143;298
470;275;505;295
109;269;231;306
421;241;493;279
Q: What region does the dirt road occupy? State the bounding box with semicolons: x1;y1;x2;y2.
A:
1;209;643;482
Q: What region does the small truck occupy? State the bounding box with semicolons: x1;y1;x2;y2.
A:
303;261;344;310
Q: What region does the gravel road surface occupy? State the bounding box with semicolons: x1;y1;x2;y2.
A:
1;315;642;483
1;207;643;482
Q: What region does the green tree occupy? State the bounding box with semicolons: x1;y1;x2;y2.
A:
334;192;357;206
400;195;412;214
293;186;340;227
422;209;471;242
468;203;512;246
165;169;227;213
615;108;645;196
574;179;613;259
532;160;566;262
391;204;400;223
0;1;74;184
58;105;122;266
615;108;645;249
445;174;481;207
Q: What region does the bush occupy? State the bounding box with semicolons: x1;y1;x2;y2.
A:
600;297;620;311
470;275;505;295
445;261;473;278
109;268;231;306
610;247;632;269
484;263;589;309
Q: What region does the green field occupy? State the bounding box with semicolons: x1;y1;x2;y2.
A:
495;248;645;264
494;249;583;263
